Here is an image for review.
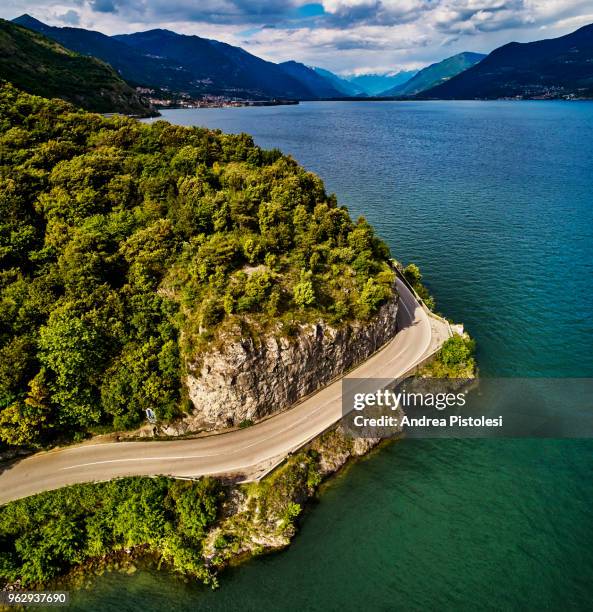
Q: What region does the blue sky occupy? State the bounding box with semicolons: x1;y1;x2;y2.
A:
2;1;593;73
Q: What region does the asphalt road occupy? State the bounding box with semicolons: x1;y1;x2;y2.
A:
0;278;450;504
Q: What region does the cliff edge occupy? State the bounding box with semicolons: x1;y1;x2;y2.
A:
183;286;398;431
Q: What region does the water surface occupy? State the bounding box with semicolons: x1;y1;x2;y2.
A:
72;101;593;611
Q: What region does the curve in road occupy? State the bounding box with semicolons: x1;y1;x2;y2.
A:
0;278;450;504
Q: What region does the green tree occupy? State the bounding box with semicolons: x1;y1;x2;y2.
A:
169;479;220;540
0;370;54;447
357;277;391;319
236;270;273;313
440;335;475;368
38;305;109;427
101;337;179;429
0;336;36;406
403;263;422;286
293;270;315;309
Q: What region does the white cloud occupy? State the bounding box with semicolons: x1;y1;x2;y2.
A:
241;0;593;70
0;0;591;72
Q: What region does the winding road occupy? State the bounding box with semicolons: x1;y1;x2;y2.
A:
0;277;450;504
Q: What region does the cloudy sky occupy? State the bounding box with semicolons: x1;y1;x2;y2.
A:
2;1;593;73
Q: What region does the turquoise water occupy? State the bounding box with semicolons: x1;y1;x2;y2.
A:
72;102;593;610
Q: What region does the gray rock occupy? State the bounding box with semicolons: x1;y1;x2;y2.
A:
185;289;398;430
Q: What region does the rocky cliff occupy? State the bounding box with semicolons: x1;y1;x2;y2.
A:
183;288;399;431
201;422;388;567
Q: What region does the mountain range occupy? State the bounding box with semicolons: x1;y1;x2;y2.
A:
13;14;312;100
7;13;593;107
9;14;422;101
312;67;368;96
381;52;486;96
0;18;151;115
347;71;418;96
278;61;343;98
422;23;593;99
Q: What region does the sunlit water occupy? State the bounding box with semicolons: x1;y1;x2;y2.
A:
72;101;593;611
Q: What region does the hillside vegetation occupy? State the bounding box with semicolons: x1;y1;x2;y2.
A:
0;84;394;450
0;19;151;115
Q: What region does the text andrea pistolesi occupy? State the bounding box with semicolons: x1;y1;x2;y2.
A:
343;383;504;437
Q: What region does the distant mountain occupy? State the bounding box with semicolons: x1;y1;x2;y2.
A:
13;15;310;100
115;29;311;99
0;18;151;115
12;14;195;94
279;61;342;98
346;72;417;96
381;52;486;97
312;68;367;96
422;24;593;99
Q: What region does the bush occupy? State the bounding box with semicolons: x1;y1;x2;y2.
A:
403;263;422;285
200;299;224;328
293;270;315;309
403;262;435;310
440;335;476;368
357;276;391;319
421;334;476;378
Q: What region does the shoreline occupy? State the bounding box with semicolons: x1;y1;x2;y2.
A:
1;297;476;593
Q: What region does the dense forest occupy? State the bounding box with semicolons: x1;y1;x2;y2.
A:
0;476;221;586
0;84;394;450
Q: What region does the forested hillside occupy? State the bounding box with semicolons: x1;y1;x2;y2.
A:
0;19;151;115
0;84;394;450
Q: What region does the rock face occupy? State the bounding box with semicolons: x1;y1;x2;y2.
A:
309;423;385;477
185;289;399;431
201;421;398;568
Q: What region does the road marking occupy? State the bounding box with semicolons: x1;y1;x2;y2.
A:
1;277;449;501
60;285;432;472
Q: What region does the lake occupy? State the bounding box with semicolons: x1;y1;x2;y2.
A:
72;101;593;610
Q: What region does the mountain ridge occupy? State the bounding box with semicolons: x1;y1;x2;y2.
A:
347;71;417;96
14;15;311;100
381;52;486;97
0;18;152;115
13;14;593;103
12;14;197;93
422;24;593;99
10;15;419;101
278;61;343;98
113;28;311;98
312;67;367;96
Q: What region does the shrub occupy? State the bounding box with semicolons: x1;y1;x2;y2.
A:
293;270;316;309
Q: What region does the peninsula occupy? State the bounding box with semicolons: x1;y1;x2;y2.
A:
0;84;472;590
